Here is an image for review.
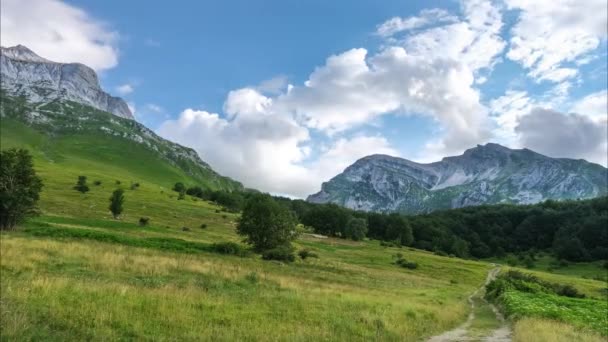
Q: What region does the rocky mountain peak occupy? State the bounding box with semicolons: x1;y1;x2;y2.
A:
0;45;133;120
0;45;51;63
308;143;608;213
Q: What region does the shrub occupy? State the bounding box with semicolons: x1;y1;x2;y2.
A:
130;182;140;190
182;226;190;231
139;217;150;226
262;245;296;262
0;148;43;230
109;189;124;219
245;272;259;284
200;223;208;229
298;249;318;260
115;180;121;185
177;190;185;200
221;214;227;219
394;254;418;269
74;176;90;194
215;209;221;213
211;242;248;256
93;180;102;186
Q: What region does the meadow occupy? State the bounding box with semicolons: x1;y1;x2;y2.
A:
1;118;607;341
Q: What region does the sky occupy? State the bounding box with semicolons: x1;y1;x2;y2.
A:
2;0;607;197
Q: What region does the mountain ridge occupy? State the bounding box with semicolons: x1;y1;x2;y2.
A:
1;45;133;119
308;143;608;213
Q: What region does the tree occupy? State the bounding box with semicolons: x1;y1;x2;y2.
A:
0;148;43;230
74;175;89;194
237;194;298;251
173;182;185;193
385;214;414;246
344;217;368;241
109;189;125;219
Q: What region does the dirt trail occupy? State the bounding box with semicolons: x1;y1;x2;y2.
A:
426;266;511;342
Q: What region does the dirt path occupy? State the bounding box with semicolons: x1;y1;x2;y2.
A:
426;266;511;342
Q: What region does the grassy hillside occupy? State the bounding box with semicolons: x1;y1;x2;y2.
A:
1;107;607;341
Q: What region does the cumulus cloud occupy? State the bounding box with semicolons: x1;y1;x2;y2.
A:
115;84;134;96
515;108;607;166
1;0;119;71
506;0;608;82
157;95;398;197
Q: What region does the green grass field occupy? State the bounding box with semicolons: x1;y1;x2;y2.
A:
1;118;607;341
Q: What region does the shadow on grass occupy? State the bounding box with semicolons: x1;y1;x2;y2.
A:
22;224;250;257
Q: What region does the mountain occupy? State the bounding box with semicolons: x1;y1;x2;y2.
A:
308;143;608;213
0;45;242;191
1;45;133;119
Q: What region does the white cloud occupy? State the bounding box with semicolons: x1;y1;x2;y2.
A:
0;0;119;71
570;90;608;122
380;0;506;73
223;88;272;118
274;46;491;155
146;104;164;113
506;0;608;82
157;94;399;197
376;9;458;37
515;108;607;166
257;75;289;95
115;84;134;96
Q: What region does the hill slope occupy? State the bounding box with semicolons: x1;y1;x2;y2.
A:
308;143;608;213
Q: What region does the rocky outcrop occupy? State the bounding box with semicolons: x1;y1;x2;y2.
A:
1;45;133;119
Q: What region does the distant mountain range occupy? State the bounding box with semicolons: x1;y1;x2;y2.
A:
308;143;608;213
0;45;241;191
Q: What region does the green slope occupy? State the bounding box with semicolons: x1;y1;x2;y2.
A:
1;93;242;191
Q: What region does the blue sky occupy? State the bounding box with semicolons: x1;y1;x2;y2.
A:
2;0;607;197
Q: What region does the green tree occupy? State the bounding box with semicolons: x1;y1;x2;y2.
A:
109;189;125;219
386;214;414;246
344;217;368;241
74;175;89;194
0;149;43;230
237;194;298;251
173;182;185;193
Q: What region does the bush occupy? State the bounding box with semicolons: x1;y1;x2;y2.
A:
177;191;185;200
74;175;90;194
0;148;43;229
130;182;140;190
211;242;248;256
262;245;295;262
200;223;208;229
298;249;318;260
93;180;102;186
221;214;227;219
182;226;190;231
115;180;121;185
139;217;150;226
394;254;418;269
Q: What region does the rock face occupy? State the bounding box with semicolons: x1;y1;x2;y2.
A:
308;143;608;213
1;45;133;119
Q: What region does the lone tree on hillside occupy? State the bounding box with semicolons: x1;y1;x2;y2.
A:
0;148;43;230
173;182;185;193
74;175;90;194
237;194;298;252
109;189;125;219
